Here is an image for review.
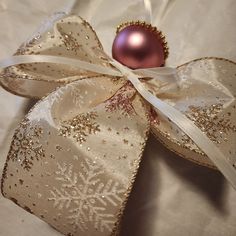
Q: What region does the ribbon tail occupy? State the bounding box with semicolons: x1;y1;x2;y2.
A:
128;74;236;189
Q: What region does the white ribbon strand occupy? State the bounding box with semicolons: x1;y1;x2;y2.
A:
0;55;122;77
0;55;236;189
143;0;152;23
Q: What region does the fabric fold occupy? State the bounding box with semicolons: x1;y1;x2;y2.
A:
1;77;150;236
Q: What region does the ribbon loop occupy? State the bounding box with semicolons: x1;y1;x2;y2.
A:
1;54;236;189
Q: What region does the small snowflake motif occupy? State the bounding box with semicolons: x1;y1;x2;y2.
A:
66;83;92;106
15;34;41;55
105;82;135;116
49;159;125;233
48;83;83;105
59;111;100;143
186;104;236;143
8;119;45;171
69;85;83;105
48;88;65;104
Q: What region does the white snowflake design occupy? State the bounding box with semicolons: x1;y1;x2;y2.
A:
49;159;125;233
48;80;97;106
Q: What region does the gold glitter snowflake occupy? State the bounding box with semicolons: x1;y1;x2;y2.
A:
8;119;45;171
59;112;100;143
105;83;135;116
186;104;236;143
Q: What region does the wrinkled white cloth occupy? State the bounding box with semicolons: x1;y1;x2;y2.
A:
0;0;236;236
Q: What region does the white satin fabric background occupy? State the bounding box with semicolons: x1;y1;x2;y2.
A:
0;0;236;235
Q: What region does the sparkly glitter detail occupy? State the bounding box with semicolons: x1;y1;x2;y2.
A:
61;33;82;55
15;34;41;55
59;112;100;143
49;159;124;233
0;68;26;93
186;104;236;143
105;83;135;116
149;107;160;125
8;119;45;171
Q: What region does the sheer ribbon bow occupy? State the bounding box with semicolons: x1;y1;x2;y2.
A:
1;14;236;236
